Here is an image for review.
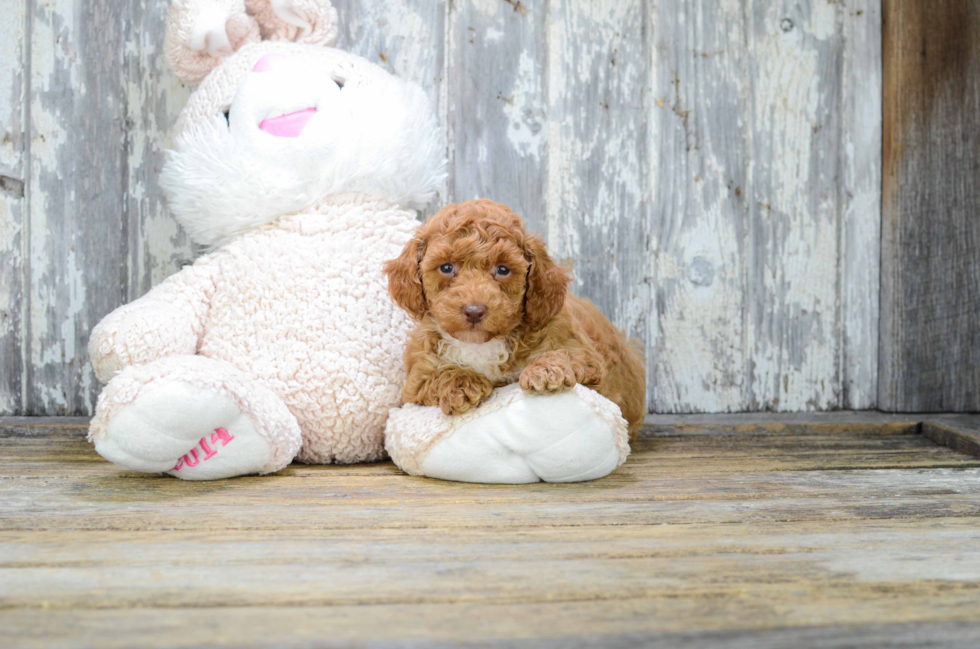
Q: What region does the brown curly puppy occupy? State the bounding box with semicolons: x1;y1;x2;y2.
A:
383;199;646;440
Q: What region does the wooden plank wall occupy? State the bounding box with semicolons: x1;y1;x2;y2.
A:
0;0;27;415
880;1;980;412
0;0;195;417
0;0;885;416
649;0;881;412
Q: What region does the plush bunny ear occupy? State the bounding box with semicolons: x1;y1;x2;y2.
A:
166;0;261;85
245;0;339;47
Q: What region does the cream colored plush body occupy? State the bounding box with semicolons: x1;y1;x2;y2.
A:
196;202;416;463
89;198;418;472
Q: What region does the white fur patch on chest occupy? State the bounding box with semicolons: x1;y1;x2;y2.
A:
437;331;522;384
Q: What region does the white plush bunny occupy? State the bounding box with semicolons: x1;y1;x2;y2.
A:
87;0;630;481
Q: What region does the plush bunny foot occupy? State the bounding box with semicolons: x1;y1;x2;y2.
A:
385;384;631;484
89;356;302;480
98;382;271;480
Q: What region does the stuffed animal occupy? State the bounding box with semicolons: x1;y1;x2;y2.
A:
87;0;632;482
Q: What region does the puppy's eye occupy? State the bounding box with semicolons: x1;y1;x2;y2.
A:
439;263;455;275
222;110;230;126
495;265;511;277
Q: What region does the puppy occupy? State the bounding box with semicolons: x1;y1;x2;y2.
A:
383;199;646;440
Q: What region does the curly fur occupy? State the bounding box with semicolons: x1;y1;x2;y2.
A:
383;200;647;439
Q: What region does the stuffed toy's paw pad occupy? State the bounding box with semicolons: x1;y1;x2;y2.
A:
385;384;631;484
95;380;273;481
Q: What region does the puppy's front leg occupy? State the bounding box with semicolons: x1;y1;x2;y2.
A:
520;343;605;394
405;362;494;416
567;344;605;388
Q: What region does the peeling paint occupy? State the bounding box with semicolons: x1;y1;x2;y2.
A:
1;0;882;415
125;0;194;298
451;0;545;233
22;0;132;415
746;1;842;411
839;0;881;410
547;0;648;353
501;50;544;160
648;0;879;413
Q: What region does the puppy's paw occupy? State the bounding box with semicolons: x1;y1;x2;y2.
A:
520;353;576;395
437;372;494;416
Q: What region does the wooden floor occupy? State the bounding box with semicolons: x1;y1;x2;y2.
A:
3;415;980;648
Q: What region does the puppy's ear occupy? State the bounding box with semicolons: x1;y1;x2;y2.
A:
523;235;570;331
384;232;428;320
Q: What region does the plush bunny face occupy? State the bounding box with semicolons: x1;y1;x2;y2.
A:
160;2;445;249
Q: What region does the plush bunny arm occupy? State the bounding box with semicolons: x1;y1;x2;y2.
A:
166;0;261;86
89;262;218;384
244;0;338;46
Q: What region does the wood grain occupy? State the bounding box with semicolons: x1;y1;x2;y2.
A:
27;0;130;416
123;0;195;301
648;0;752;411
921;416;980;458
840;0;882;410
3;421;980;647
4;519;980;609
4;433;980;533
0;0;894;415
880;0;980;411
650;1;882;413
0;0;27;415
547;0;650;361
744;0;843;411
448;0;548;234
3;610;980;649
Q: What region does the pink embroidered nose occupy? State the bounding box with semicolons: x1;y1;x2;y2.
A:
252;53;289;73
259;107;317;138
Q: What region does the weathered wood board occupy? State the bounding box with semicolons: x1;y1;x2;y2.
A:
2;420;980;647
841;0;883;411
921;416;980;459
1;1;886;415
649;0;882;412
449;0;549;235
546;0;651;365
27;0;129;417
0;0;28;416
122;0;196;302
880;1;980;412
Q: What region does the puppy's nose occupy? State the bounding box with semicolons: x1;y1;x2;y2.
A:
463;304;488;324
